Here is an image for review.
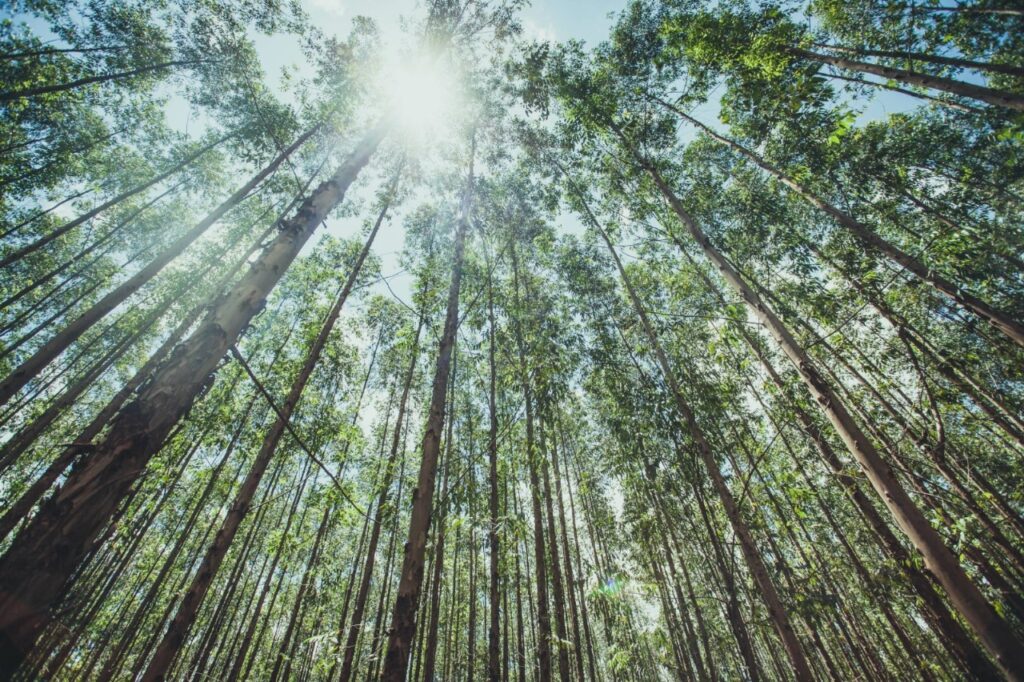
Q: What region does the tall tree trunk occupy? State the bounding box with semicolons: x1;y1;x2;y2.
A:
379;147;473;682
826;71;981;112
0;132;233;273
486;271;501;682
539;417;572;682
510;243;555;682
681;245;1001;678
812;44;1024;78
0;125;385;678
337;310;424;682
420;417;453;682
268;503;333;682
575;181;815;682
0;59;209;101
551;419;586;681
0;125;319;406
633;159;1024;678
0;216;282;542
651;98;1024;349
137;182;393;682
788;47;1024;111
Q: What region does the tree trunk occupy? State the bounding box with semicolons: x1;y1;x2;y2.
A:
789;46;1024;111
0;125;318;406
538;418;572;682
0;59;208;101
812;44;1024;78
0;132;232;273
574;179;815;682
510;243;555;682
486;272;501;682
137;181;393;682
379;149;473;682
337;311;423;682
0;125;385;678
652;97;1024;349
636;159;1024;679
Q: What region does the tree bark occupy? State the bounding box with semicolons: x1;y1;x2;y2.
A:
0;124;385;678
379;147;473;682
0;125;318;406
789;46;1024;111
137;179;393;682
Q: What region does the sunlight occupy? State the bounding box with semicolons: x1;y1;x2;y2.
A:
379;56;461;142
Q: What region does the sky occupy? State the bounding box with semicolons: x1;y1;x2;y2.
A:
239;0;918;324
9;0;921;334
241;0;635;315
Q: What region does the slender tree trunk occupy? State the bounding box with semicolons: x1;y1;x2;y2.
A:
337;311;424;682
268;504;333;682
0;216;281;541
681;244;1000;677
0;297;166;476
651;98;1024;348
0;132;232;273
788;47;1024;110
634;159;1024;678
379;147;473;682
561;441;600;682
0;125;318;405
0;44;127;60
551;419;586;681
0;125;385;678
137;182;393;682
539;418;572;682
812;44;1024;78
510;244;555;682
486;272;501;682
826;71;982;112
421;431;452;682
0;59;208;101
576;182;815;681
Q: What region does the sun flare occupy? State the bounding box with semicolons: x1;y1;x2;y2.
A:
379;57;461;141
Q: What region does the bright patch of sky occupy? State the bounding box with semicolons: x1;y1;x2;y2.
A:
243;1;632;317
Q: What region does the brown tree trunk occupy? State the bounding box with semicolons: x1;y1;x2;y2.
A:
826;71;981;112
137;182;393;682
0;125;318;406
812;43;1024;78
575;182;814;681
0;132;232;273
337;311;423;682
681;245;1000;678
0;125;385;678
539;418;572;682
0;59;209;101
0;217;281;541
510;244;555;682
637;159;1024;678
379;149;473;682
789;47;1024;110
653;98;1024;349
486;273;501;682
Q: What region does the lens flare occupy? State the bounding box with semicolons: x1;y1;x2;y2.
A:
379;56;460;143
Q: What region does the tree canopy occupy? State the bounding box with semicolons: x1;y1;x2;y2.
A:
0;0;1023;679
